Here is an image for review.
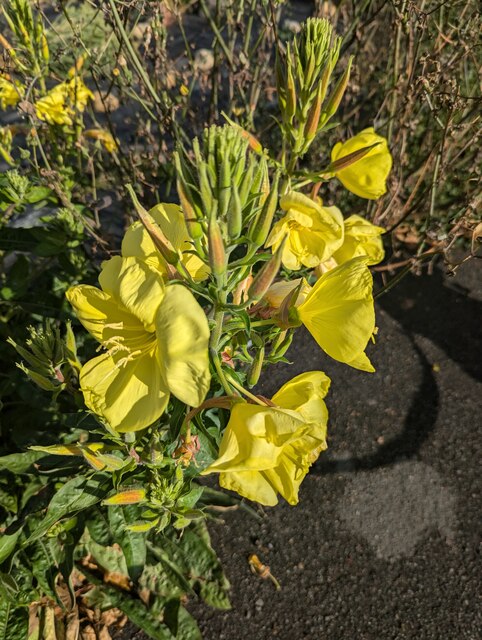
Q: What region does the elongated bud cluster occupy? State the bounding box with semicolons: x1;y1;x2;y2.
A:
276;18;351;156
8;322;80;393
175;125;273;256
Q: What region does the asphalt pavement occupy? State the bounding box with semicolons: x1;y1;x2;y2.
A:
189;255;482;640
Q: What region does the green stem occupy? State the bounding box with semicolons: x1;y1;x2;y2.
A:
225;374;267;406
199;0;235;70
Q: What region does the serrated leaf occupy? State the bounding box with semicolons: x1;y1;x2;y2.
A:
0;601;29;640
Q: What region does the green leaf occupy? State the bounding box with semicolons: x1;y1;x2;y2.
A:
108;506;147;582
23;474;110;545
0;601;28;640
0;451;45;474
0;529;22;564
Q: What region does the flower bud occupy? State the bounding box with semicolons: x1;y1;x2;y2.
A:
319;56;353;127
248;172;280;247
126;185;179;265
227;183;243;240
208;214;227;278
248;239;286;303
103;488;147;505
247;346;265;388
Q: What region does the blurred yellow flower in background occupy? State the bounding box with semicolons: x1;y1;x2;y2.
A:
84;128;118;153
266;191;344;270
202;371;330;506
0;74;23;110
331;128;392;199
35;77;93;126
67;256;211;432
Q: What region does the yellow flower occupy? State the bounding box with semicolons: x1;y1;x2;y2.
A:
84;128;118;153
296;257;376;372
331;127;392;199
332;215;385;266
67;76;94;112
202;371;330;506
266;191;344;270
122;203;209;282
0;74;23;110
66;256;211;432
35;77;93;126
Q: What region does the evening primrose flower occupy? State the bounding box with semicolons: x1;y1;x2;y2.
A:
66;256;211;432
84;128;118;153
332;215;385;266
331;128;392;199
35;77;93;126
296;256;376;372
122;203;209;282
202;371;330;506
0;74;23;110
266;191;344;270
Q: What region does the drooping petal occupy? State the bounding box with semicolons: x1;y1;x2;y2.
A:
80;350;169;432
99;256;165;331
155;284;210;407
298;257;375;369
219;470;279;506
272;371;331;426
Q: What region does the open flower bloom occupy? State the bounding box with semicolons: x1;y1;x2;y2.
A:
35;77;93;126
202;371;330;506
332;214;385;266
66;256;211;432
0;74;23;110
122;203;209;282
266;191;344;270
331;128;392;200
296;257;376;372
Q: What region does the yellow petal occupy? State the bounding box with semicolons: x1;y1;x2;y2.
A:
80;350;169;432
333;214;385;266
298;257;375;367
99;256;164;330
155;284;210;407
66;285;147;345
331;128;392;200
272;371;331;426
219;470;279;506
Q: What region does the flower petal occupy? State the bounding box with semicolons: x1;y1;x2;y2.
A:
298;257;375;367
156;284;210;407
272;371;331;426
99;256;165;330
66;285;146;345
80;350;169;432
219;470;279;506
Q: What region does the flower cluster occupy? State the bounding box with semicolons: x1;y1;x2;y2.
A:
62;19;392;510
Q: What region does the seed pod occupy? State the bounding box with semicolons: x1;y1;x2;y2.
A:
198;161;214;215
285;49;297;125
248;172;280;247
247;346;265;388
